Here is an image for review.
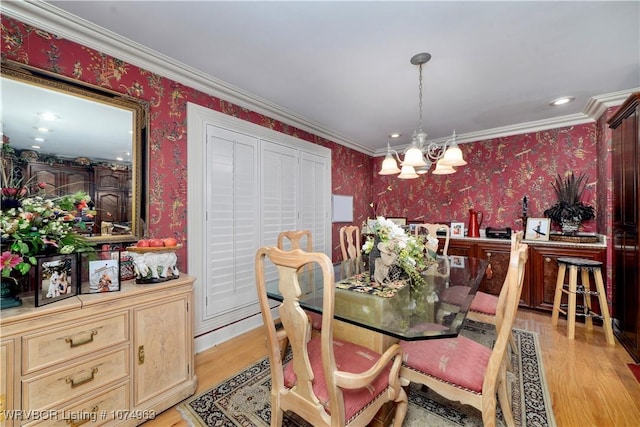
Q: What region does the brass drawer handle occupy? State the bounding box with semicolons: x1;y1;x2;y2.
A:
546;257;552;262
67;406;98;427
138;345;145;364
65;330;98;348
66;367;98;388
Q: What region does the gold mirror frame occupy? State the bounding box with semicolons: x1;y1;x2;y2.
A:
1;60;147;243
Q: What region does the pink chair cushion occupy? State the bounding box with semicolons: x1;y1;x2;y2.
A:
283;336;391;422
400;335;491;393
469;291;498;315
306;311;323;331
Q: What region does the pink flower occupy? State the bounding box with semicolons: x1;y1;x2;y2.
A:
1;251;22;271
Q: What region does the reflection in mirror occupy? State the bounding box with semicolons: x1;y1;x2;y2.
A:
1;60;147;242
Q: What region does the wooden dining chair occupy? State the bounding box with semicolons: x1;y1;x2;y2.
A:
414;223;450;256
339;225;361;261
467;231;525;355
399;239;529;427
277;230;322;332
255;247;408;427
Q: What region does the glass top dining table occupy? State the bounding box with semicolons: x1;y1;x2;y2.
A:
265;255;489;342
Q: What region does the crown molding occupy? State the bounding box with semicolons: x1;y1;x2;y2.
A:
3;1;638;158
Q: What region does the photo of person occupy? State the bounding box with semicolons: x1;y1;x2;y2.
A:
88;259;120;293
525;218;550;241
36;254;78;306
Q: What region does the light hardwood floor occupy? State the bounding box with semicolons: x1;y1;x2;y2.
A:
144;310;640;427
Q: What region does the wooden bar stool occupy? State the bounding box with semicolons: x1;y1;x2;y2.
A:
551;257;615;345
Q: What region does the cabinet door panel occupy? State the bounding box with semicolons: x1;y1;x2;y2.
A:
531;247;605;312
134;297;189;406
1;340;14;427
476;243;511;296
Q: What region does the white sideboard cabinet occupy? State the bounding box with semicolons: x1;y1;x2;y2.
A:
0;275;197;426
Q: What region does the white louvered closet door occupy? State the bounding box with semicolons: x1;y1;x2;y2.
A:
300;151;330;254
260;140;298;282
204;125;259;319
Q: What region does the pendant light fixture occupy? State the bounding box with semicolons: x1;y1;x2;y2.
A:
378;52;467;179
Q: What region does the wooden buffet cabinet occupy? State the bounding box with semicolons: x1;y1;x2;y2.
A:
448;237;607;312
0;275;197;426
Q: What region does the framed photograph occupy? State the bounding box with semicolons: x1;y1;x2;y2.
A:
79;250;121;293
525;217;551;241
450;222;465;238
35;254;78;307
450;255;465;268
387;217;407;226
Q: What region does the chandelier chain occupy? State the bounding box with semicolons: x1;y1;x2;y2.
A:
418;63;423;133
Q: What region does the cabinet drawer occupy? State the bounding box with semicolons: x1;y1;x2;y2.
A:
22;312;128;374
22;347;128;412
26;382;129;427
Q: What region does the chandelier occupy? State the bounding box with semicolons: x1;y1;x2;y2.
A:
379;52;467;179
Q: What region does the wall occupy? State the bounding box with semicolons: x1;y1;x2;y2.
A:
0;16;373;264
1;16;610;282
371;124;599;232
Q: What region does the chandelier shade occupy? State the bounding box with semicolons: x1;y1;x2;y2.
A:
432;160;456;175
377;52;467;179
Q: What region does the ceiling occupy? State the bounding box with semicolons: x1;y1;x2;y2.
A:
3;1;640;156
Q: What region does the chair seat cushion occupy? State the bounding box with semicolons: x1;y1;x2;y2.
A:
400;335;491;393
306;311;323;331
283;336;390;422
469;291;498;315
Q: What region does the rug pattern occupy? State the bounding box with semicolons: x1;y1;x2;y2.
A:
179;321;556;427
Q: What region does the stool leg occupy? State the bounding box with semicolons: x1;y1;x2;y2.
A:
551;263;567;326
567;265;578;339
593;268;615;345
581;267;593;331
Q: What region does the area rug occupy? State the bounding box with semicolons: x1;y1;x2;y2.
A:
178;321;556;427
628;364;640;383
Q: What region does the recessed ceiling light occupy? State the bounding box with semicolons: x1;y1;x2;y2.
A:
549;96;575;106
116;157;124;161
389;133;401;138
34;127;52;132
31;145;41;149
33;137;45;142
38;112;60;121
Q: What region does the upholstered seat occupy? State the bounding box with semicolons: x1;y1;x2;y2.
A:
399;236;529;427
467;232;524;358
255;247;408;427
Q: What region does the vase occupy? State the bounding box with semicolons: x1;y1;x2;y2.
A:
561;219;581;235
369;236;381;280
1;278;23;309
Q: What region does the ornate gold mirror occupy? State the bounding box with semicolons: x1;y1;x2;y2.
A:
1;60;147;242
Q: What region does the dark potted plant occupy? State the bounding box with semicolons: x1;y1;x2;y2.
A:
543;172;595;235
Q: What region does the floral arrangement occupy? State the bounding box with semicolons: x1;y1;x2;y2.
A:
1;164;93;279
362;216;438;287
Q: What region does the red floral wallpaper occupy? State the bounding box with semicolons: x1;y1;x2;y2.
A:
372;124;599;233
0;16;373;265
1;16;612;291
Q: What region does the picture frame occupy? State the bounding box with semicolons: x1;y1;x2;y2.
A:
525;217;551;241
450;255;466;268
386;217;407;226
450;222;465;238
35;254;78;307
79;250;122;293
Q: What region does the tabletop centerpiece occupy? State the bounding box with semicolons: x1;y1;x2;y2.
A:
362;216;438;288
1;161;93;308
